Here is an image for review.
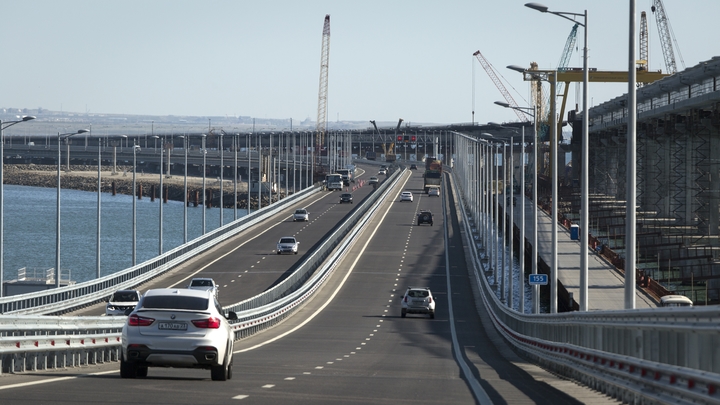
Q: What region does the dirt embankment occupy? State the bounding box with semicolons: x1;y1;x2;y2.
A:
3;164;282;209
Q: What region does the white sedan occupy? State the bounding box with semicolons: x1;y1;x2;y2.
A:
293;208;309;222
400;191;413;202
277;236;299;255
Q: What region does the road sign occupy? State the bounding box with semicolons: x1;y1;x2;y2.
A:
528;274;548;285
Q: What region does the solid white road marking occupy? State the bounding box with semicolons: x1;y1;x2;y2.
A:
0;370;116;391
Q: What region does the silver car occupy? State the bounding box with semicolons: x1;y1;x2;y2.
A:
106;290;142;316
121;288;237;381
277;236;299;254
293;208;309;222
188;277;219;299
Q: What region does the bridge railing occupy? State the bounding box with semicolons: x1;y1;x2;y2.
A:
0;184;321;315
449;150;720;403
0;168;406;374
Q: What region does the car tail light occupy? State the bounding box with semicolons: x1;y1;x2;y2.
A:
428;297;432;303
192;317;221;329
404;296;408;303
128;314;155;326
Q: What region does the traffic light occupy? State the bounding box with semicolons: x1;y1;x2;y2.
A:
411;135;416;142
397;135;403;141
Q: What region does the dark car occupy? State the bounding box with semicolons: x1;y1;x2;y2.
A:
340;193;353;204
417;210;433;226
410;164;418;170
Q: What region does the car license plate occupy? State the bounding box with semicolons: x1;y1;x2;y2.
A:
412;299;425;304
158;322;187;330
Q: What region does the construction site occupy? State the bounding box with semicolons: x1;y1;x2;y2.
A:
472;0;720;305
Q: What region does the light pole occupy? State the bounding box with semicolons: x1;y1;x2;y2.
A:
202;134;207;234
56;129;90;288
132;141;140;265
181;135;188;243
247;133;251;215
159;135;164;255
494;103;538;313
526;2;589;311
234;133;239;221
219;130;225;227
0;116;35;296
95;127;100;279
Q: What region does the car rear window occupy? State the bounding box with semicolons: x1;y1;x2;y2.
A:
280;238;296;244
408;290;429;298
190;279;212;287
140;296;209;310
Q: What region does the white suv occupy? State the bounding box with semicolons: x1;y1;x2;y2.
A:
401;287;435;319
400;191;413;202
120;288;237;381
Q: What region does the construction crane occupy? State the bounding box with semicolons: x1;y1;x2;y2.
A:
651;0;685;74
315;14;330;175
473;50;530;122
532;24;578;142
638;11;649;72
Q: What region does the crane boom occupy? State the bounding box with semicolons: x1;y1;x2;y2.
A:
651;0;682;74
316;15;330;172
557;24;579;72
473;50;530;122
638;11;649;71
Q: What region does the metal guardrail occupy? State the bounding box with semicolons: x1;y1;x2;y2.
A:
0;184;321;315
0;169;405;375
451;170;720;404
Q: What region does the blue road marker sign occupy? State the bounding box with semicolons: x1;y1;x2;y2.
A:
528;274;548;285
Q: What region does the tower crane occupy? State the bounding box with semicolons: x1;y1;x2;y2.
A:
651;0;685;74
473;50;530;123
315;14;330;175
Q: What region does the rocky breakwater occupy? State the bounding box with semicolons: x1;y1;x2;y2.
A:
2;164;285;210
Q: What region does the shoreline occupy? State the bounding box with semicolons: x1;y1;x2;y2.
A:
2;164;283;209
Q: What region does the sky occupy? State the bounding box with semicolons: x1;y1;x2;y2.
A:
1;0;718;126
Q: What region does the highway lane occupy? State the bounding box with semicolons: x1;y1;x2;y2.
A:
72;165;379;316
0;167;616;404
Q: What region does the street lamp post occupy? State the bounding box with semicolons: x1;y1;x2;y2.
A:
56;129;90;288
234;133;239;221
219;130;225;227
132;141;140;265
159;135;164;255
526;1;589;311
179;135;188;244
95;127;100;279
202;134;207;234
0;116;35;296
246;133;251;215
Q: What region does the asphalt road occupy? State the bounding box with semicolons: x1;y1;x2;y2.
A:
0;166;617;404
72;166;378;316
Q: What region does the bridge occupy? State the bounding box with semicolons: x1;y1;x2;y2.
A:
0;57;719;404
